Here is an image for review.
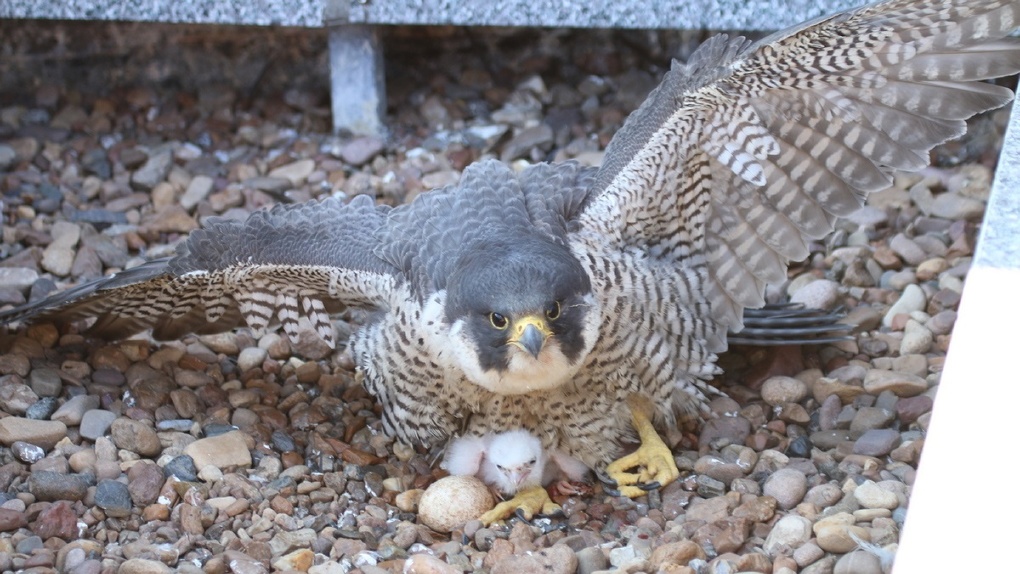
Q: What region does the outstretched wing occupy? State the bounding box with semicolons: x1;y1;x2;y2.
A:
579;0;1020;339
0;195;401;347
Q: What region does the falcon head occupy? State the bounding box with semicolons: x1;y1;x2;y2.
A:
444;235;598;395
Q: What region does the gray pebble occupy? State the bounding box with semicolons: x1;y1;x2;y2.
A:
29;471;90;502
163;455;198;481
853;429;902;456
95;479;133;518
12;441;45;463
25;396;59;420
80;410;118;440
52;395;101;426
29;367;63;397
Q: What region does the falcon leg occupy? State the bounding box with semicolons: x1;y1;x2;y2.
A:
605;396;680;498
479;486;562;525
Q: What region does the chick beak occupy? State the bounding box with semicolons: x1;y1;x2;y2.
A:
510;315;552;358
511;468;531;487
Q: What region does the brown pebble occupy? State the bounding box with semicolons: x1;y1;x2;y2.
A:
650;540;707;570
110;418;162;457
0;508;28;532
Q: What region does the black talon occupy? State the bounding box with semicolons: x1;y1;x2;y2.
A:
514;508;530;522
596;470;618;487
639;481;661;491
604;486;622;497
542;508;566;519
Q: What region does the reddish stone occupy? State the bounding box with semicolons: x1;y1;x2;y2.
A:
31;501;78;540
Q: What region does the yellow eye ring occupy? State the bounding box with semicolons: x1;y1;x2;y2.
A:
545;301;561;321
489;312;509;330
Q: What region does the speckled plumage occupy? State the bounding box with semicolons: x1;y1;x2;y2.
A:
4;0;1020;473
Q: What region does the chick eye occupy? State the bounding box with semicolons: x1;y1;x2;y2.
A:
545;301;561;320
489;312;509;330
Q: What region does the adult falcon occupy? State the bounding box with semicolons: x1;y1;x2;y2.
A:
3;0;1019;520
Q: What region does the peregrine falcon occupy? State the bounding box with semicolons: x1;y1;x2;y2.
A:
3;0;1020;518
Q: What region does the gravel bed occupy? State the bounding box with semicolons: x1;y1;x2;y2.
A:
0;20;1012;574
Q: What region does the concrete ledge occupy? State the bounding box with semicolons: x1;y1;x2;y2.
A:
0;0;323;26
4;0;860;30
896;104;1020;569
339;0;861;30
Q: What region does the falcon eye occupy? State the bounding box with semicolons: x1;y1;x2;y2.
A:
489;312;509;330
545;301;561;321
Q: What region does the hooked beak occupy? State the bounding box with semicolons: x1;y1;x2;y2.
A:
509;315;552;358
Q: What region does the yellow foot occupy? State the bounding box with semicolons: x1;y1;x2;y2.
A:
479;485;562;525
604;399;680;498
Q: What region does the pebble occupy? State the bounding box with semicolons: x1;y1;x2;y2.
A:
813;513;871;553
863;370;927;397
130;150;173;190
163;455;198;481
900;319;934;354
0;508;28;532
790;279;841;309
793;541;825;568
853;481;900;510
80;409;118;440
237;346;268;372
931;192;985;220
41;221;81;277
127;461;164;506
698;416;751;449
763;515;813;556
52;395;101;426
272;549;315;572
888;234;927;266
761;376;809;406
110;418;162;457
576;546;609;574
0;417;68;450
834;550;884;574
0;143;15;169
404;554;462;574
95;479;133;517
0;382;38;414
181;175;214;210
850;407;895;432
25;396;59;420
490;545;578;574
183;430;252;471
31;500;79;540
13;441;45;462
896;395;933;424
883;284;927;327
119;558;173;574
29;472;90;502
340;136;385;166
29;367;63;396
269;158;316;185
763;468;808;510
854;429;901;457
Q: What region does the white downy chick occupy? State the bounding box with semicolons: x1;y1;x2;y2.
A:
480;429;547;495
443;429;547;496
444;429;590;497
